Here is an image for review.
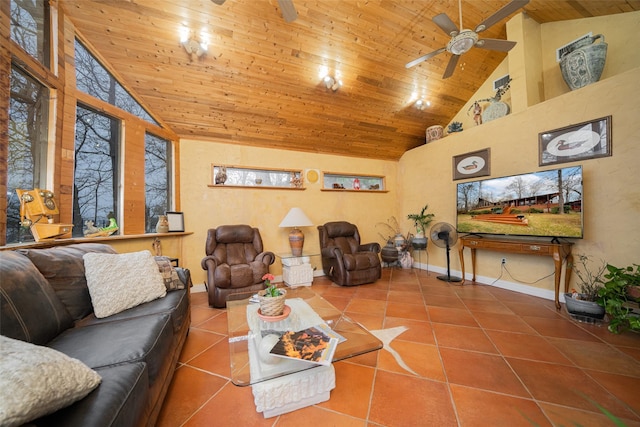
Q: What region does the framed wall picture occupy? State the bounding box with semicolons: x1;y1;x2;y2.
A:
539;116;612;166
166;212;184;232
453;148;491;180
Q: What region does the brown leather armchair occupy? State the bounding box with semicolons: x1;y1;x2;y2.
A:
201;225;275;308
318;221;382;287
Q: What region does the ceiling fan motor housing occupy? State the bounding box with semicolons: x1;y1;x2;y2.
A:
447;30;479;55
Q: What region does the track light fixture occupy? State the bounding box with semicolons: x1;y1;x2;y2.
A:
323;75;342;91
179;26;208;61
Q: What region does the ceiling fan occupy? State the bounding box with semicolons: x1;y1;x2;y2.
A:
405;0;529;78
211;0;298;23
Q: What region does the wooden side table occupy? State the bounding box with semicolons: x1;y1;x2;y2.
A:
458;236;573;309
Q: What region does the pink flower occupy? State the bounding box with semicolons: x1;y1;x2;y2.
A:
262;273;275;282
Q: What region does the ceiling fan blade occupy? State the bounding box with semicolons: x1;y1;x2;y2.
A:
432;13;459;37
443;54;460;79
474;0;529;33
405;47;446;69
277;0;298;22
210;0;226;5
476;38;517;52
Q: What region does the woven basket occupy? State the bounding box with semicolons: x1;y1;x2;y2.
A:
258;289;287;316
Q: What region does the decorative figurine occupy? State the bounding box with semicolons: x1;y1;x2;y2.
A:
215;166;227;185
152;237;162;256
84;220;100;236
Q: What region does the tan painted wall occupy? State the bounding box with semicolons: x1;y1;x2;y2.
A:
541;11;640;101
400;67;640;297
449;10;640;132
178;142;398;286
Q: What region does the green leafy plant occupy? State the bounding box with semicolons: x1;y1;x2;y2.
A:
261;273;281;297
598;263;640;334
407;204;435;236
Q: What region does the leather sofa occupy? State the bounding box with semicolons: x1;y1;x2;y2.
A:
0;243;191;427
201;225;275;308
318;221;382;286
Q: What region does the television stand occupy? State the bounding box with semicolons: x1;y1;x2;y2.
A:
458;235;574;310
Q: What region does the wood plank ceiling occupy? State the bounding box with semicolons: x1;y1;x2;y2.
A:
61;0;639;160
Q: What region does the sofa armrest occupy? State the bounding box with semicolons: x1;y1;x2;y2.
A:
255;251;275;265
359;242;381;253
175;267;192;288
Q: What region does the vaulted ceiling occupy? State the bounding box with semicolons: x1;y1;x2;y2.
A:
61;0;639;160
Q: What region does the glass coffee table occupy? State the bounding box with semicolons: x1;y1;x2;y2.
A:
226;287;382;386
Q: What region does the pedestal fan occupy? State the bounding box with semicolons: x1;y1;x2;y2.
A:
430;222;462;282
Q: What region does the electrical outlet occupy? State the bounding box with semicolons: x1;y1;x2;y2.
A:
501;258;507;265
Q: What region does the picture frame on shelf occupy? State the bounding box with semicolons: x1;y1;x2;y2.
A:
452;148;491;181
166;212;184;232
538;116;612;166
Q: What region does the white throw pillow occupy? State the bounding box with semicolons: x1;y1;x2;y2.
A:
0;336;102;427
83;250;167;318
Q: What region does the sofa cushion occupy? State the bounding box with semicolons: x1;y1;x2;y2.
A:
83;250;167;318
35;362;149;427
48;313;174;385
155;256;185;291
0;336;102;427
76;289;190;335
0;251;73;345
19;243;117;320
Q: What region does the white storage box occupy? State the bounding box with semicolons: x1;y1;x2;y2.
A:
282;257;313;287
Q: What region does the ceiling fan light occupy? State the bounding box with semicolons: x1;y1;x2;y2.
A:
447;30;478;55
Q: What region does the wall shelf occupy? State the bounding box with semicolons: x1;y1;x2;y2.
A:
320;172;387;192
210;164;305;190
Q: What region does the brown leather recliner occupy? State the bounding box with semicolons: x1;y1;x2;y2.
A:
201;225;275;308
318;221;382;287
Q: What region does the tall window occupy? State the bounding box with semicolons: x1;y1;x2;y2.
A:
10;0;50;66
6;66;50;244
73;105;120;236
145;133;171;232
75;39;158;125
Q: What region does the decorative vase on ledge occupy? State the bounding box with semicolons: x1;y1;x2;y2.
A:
559;34;608;91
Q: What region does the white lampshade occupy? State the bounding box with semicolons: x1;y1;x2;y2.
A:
279;208;313;228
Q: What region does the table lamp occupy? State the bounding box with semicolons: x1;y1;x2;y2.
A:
279;207;313;256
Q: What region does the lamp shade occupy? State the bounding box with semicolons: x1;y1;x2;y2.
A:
279;208;313;228
279;208;313;256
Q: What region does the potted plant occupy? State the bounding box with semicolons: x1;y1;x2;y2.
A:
564;255;606;320
376;216;408;266
407;204;435;249
257;273;287;317
598;263;640;334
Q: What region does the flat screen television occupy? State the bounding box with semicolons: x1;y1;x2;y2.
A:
456;165;583;239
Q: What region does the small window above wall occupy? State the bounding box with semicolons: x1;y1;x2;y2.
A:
321;172;387;192
209;165;305;190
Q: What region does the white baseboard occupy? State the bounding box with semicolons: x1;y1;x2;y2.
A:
412;262;559;303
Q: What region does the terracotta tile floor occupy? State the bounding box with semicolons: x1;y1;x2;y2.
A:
157;268;640;427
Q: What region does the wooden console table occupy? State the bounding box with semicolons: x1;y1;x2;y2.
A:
458;236;574;309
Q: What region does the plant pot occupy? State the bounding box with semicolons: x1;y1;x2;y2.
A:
426;125;443;143
559;34;607;91
381;242;399;264
258;289;287;317
411;236;428;250
564;293;605;319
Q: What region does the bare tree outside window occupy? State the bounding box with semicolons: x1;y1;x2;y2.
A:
6;67;49;244
73;106;120;236
10;0;50;67
145;133;171;232
75;39;158;126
